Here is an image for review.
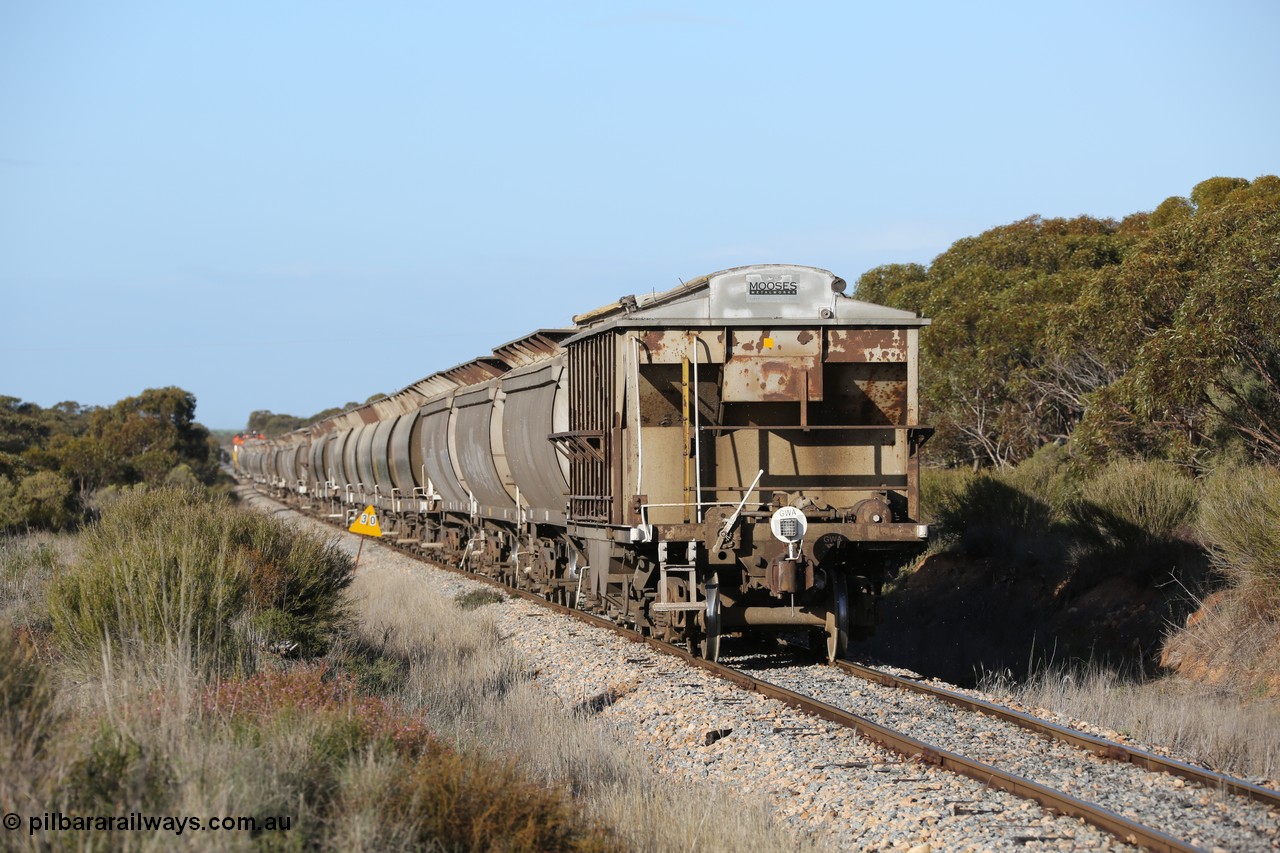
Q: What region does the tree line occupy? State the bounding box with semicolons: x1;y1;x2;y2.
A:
856;175;1280;470
0;387;219;531
244;394;385;439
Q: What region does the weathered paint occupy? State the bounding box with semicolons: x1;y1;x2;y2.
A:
637;329;726;364
826;328;908;363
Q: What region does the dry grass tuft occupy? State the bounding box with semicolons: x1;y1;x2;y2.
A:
1197;465;1280;615
347;564;811;853
992;663;1280;786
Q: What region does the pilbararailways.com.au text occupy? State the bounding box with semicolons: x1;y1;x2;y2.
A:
6;811;292;836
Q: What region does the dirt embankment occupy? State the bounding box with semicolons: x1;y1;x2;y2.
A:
859;548;1212;687
1159;591;1280;699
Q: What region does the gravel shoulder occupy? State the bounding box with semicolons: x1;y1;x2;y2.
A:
250;501;1128;851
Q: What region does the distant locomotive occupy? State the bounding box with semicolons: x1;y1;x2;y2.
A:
237;265;931;661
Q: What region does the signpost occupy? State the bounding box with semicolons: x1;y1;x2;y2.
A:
348;504;382;568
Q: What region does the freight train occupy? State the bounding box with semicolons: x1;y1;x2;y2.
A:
236;264;931;662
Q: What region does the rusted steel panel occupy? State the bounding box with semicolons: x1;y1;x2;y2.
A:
443;357;507;388
637;330;726;364
722;357;823;402
859;367;909;425
730;329;822;357
492;330;572;369
722;329;824;402
826;329;908;363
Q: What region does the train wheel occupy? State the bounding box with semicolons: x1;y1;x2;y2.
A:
699;579;721;662
825;574;850;664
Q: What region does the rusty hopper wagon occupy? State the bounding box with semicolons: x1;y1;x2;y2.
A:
238;264;931;661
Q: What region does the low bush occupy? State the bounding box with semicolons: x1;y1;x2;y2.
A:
0;471;80;533
0;626;59;761
0;535;63;631
48;488;353;675
384;748;615;853
1071;459;1198;548
1198;465;1280;615
65;725;173;813
922;466;1062;559
455;588;506;610
201;663;613;852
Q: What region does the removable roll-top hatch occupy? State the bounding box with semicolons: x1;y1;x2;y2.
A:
388;412;419;494
370;417;397;493
500;357;569;522
331;429;353;488
342;425;365;490
418;397;468;507
355;423;378;493
451;383;516;514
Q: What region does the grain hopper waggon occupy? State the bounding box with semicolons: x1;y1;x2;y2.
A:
237;264;932;661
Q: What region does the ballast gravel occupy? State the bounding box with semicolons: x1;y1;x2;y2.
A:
332;539;1124;849
725;650;1280;852
251;495;1277;851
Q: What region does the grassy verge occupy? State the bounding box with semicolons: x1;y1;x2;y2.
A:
0;489;620;851
344;554;810;853
934;455;1280;785
1;488;805;851
983;664;1280;786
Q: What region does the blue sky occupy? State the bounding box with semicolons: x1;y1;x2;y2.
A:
3;1;1277;429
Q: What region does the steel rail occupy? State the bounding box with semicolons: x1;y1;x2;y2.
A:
455;574;1199;852
834;659;1280;810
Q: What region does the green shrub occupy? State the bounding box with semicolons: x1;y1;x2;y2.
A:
455;588;506;611
1;536;61;630
918;467;973;526
65;725;172;813
0;627;59;759
1002;443;1081;520
1198;465;1280;615
0;471;80;532
383;747;615;852
923;466;1060;557
1072;459;1198;547
48;488;353;674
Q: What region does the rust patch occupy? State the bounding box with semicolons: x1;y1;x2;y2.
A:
860;375;907;423
827;329;907;363
796;329;814;345
723;356;823;402
637;330;725;363
639;330;666;359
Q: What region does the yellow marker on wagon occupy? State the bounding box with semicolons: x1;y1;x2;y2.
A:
349;505;383;537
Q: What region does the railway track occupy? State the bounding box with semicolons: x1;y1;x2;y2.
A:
519;600;1276;851
833;658;1280;809
246;486;1280;851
